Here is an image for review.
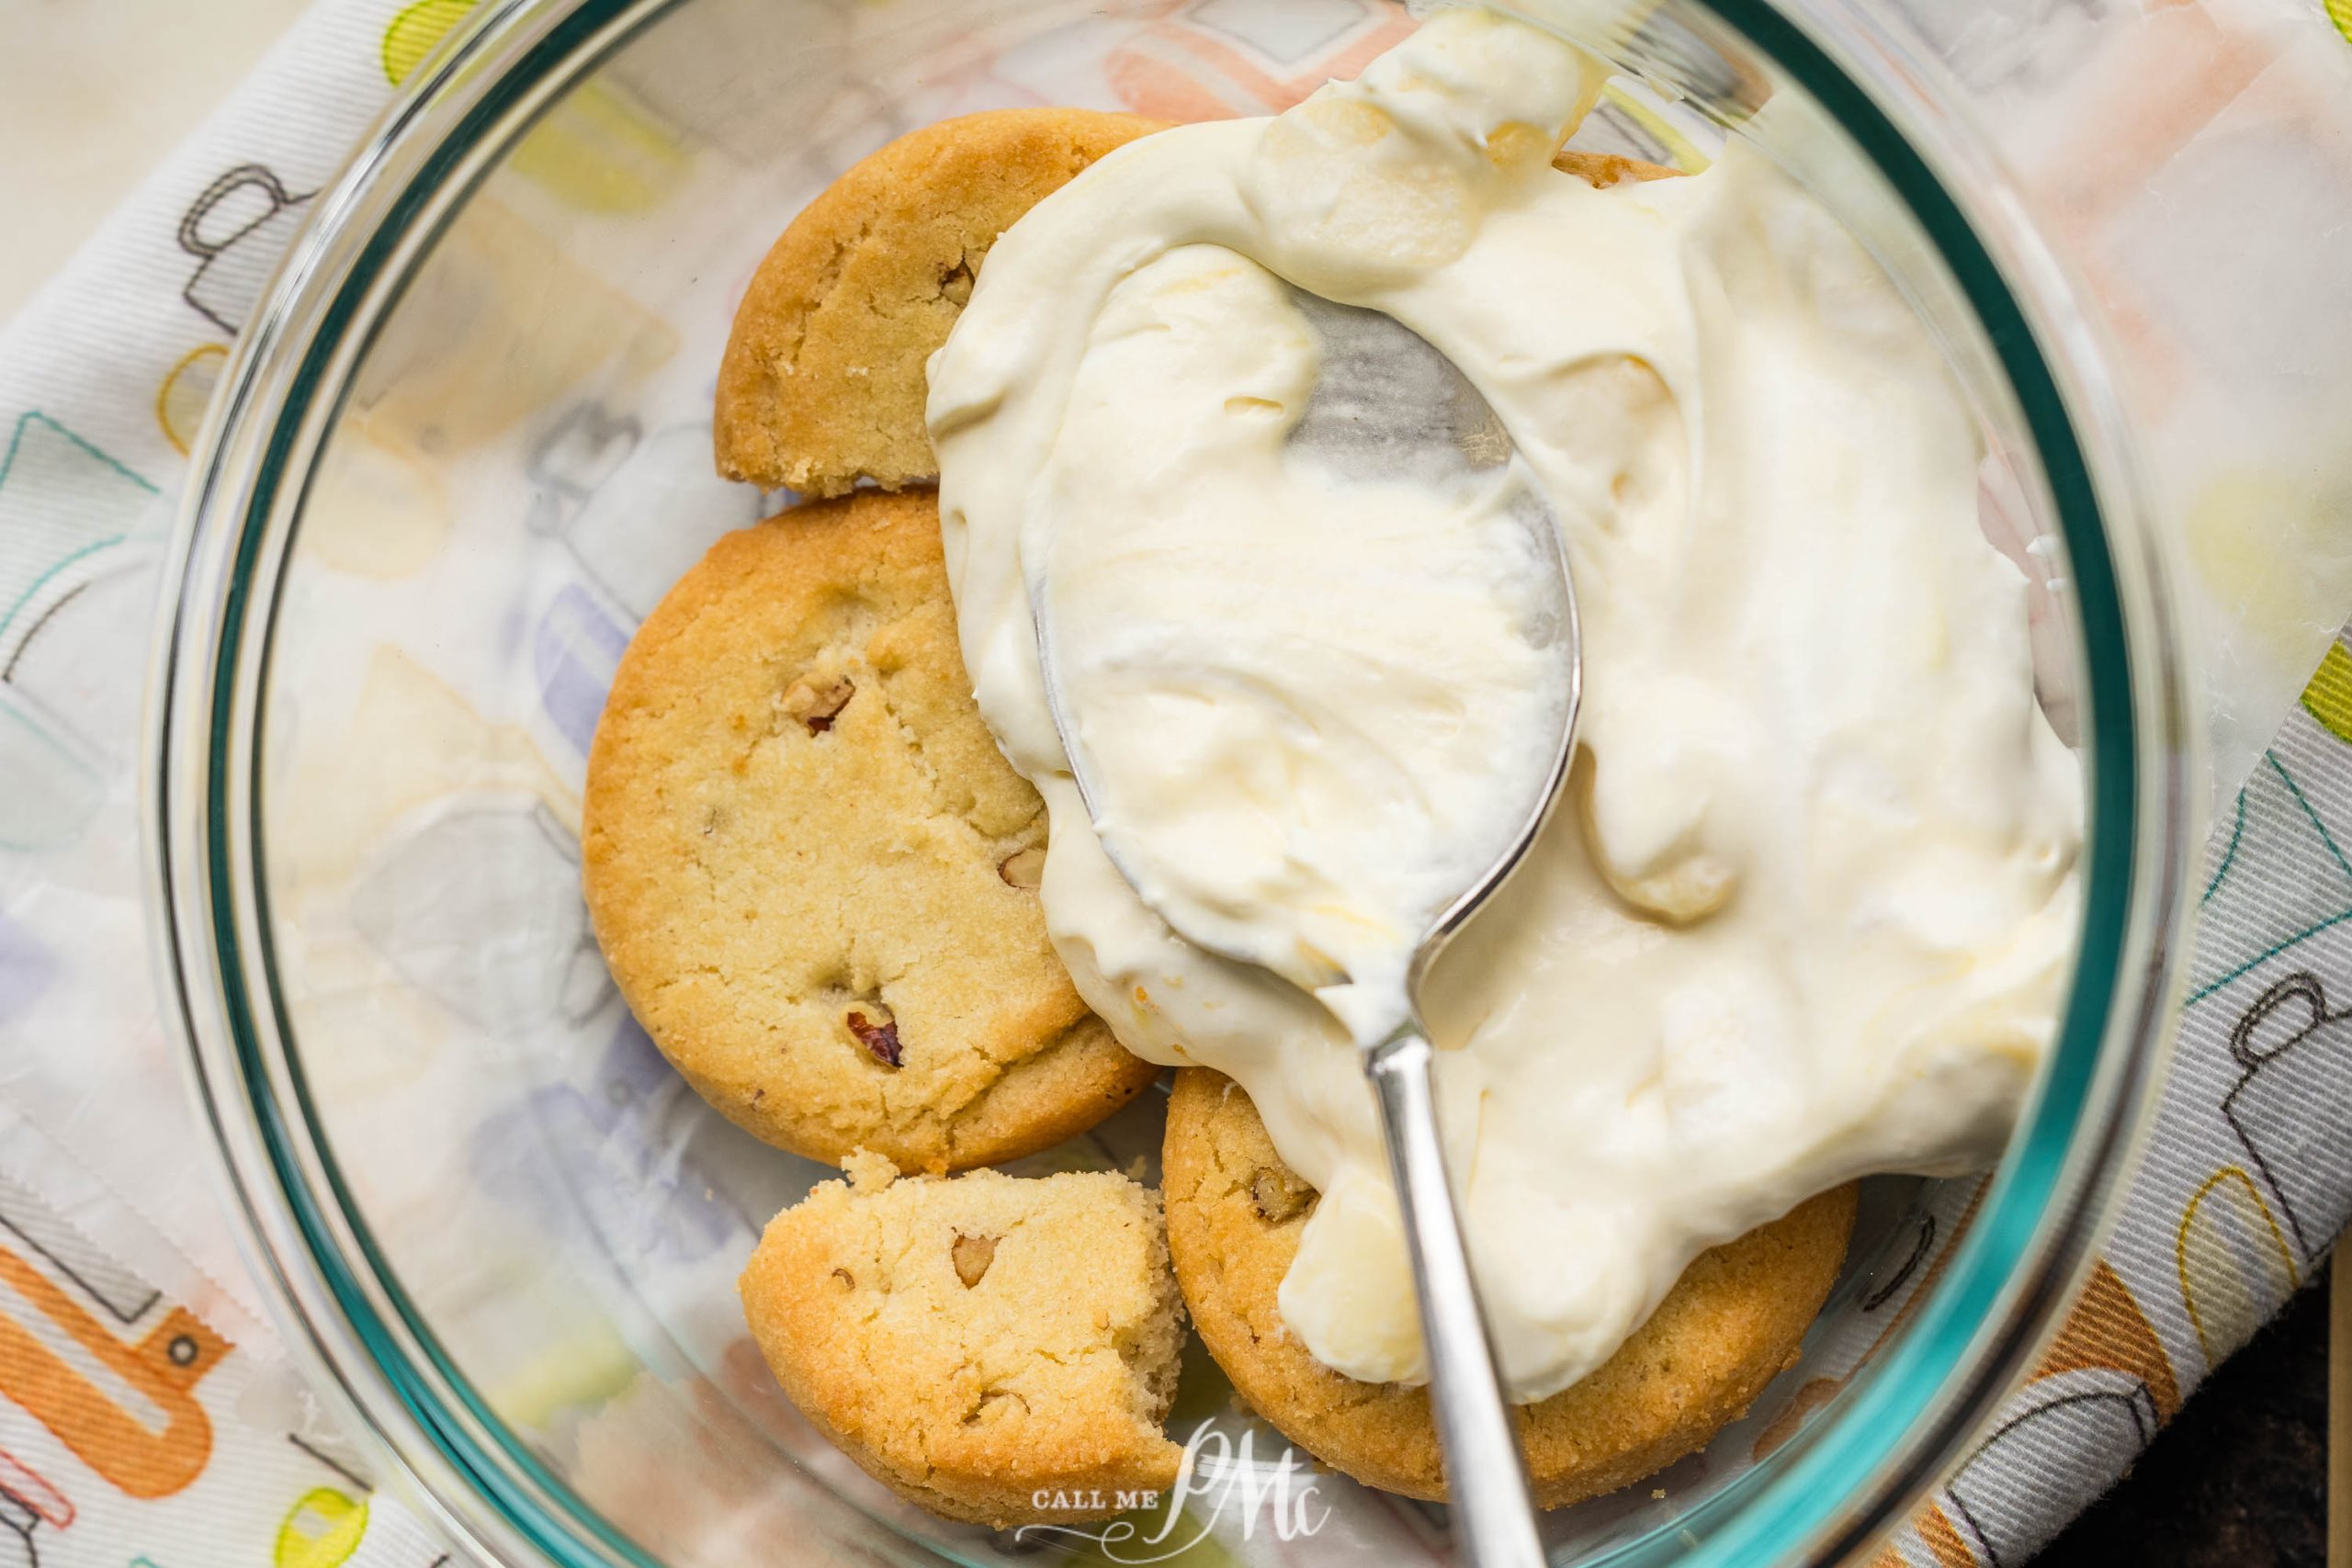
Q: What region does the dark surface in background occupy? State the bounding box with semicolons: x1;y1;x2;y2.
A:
2034;1261;2328;1568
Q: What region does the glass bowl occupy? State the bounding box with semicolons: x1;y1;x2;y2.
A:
149;0;2199;1563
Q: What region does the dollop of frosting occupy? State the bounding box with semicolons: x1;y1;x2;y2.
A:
1034;243;1575;1040
929;7;2083;1401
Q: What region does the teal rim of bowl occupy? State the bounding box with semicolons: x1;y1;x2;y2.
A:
192;1;2144;1564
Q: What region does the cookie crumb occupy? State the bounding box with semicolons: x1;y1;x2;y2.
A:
843;1148;898;1193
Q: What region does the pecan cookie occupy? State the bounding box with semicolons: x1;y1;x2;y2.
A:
582;488;1159;1169
1160;1068;1855;1507
716;107;1170;497
741;1152;1187;1527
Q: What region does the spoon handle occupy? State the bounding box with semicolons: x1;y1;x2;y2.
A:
1364;1024;1547;1568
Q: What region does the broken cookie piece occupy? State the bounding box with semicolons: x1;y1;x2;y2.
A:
740;1153;1187;1528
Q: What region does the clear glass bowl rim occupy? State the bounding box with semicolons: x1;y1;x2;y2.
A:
142;1;2200;1564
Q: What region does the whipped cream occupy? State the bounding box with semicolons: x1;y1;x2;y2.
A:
930;8;2083;1401
1034;246;1575;1043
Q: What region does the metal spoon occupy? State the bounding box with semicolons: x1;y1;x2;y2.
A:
1036;295;1578;1568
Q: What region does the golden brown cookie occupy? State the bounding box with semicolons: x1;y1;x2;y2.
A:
715;117;1670;499
582;489;1160;1170
741;1153;1187;1527
1161;1069;1855;1507
716;107;1170;497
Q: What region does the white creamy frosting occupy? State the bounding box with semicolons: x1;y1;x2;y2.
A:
928;8;2084;1401
1035;245;1575;1041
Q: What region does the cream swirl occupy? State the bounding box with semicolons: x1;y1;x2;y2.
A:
928;7;2081;1401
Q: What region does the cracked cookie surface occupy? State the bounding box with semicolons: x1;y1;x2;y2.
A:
1161;1068;1856;1507
582;489;1159;1169
715;107;1169;497
741;1153;1187;1527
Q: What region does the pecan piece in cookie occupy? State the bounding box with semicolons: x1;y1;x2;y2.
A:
845;1006;901;1067
582;490;1160;1171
